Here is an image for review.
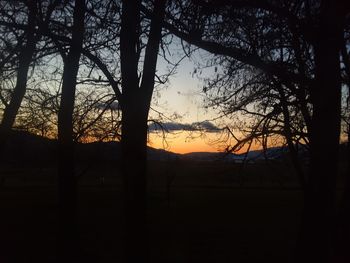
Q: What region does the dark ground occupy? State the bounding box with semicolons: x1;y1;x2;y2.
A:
0;160;346;262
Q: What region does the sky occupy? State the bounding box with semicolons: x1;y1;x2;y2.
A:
145;48;272;154
147;53;225;154
148;130;221;154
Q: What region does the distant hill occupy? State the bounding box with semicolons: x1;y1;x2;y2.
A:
3;130;57;162
180;147;293;162
76;140;178;161
1;131;179;162
2;130;308;163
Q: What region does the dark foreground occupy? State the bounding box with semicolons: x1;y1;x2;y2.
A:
0;160;344;262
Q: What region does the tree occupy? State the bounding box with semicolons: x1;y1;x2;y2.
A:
119;1;166;261
56;0;85;260
0;0;61;143
0;0;37;143
0;0;177;261
335;20;350;262
164;0;349;262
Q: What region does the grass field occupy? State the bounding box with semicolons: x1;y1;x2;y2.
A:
0;160;344;262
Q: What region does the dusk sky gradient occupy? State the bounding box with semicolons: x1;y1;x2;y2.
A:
148;51;223;153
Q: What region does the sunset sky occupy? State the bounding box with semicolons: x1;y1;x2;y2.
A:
145;50;272;154
148;131;220;154
147;52;224;154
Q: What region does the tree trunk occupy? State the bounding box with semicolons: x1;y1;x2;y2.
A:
334;29;350;263
334;125;350;262
0;0;36;143
119;1;166;262
121;97;149;263
296;2;342;262
56;0;85;261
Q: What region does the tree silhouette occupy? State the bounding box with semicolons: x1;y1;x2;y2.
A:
119;1;166;262
0;0;61;143
164;0;350;261
56;0;85;261
0;0;348;262
0;0;37;144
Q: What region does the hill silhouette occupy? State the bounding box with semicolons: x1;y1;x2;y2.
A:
2;130;311;163
2;131;179;163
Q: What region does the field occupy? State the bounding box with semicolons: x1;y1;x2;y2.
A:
0;160;344;262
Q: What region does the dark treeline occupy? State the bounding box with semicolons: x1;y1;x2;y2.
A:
0;0;349;262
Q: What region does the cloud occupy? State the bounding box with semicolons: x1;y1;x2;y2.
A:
95;101;119;110
192;121;221;132
148;122;189;131
148;121;221;132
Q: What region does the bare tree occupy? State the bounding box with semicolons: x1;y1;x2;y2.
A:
0;0;37;143
164;1;349;262
56;0;85;260
118;1;167;262
0;0;61;143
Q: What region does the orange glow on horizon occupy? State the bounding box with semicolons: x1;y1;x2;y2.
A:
147;131;216;154
147;131;263;154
